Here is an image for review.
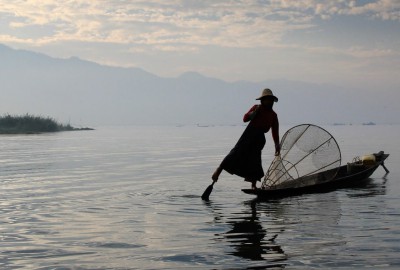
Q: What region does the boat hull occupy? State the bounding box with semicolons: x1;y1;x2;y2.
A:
242;152;389;199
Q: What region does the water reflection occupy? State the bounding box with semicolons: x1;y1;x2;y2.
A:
345;177;388;198
209;191;348;269
202;174;388;269
206;199;287;268
223;200;286;262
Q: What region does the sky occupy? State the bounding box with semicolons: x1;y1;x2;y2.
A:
0;0;399;88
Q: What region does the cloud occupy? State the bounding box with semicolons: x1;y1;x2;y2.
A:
303;44;398;59
345;0;400;21
2;0;398;50
0;34;35;44
0;0;399;84
270;0;400;21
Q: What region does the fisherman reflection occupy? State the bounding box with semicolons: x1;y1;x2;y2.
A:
221;200;286;262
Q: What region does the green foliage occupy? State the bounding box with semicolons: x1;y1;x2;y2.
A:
0;114;75;134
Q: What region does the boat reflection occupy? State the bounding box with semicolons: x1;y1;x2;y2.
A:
344;177;388;198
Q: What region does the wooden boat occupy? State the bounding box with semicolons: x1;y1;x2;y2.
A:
242;151;389;199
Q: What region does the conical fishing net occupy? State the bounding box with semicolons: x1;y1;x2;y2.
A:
262;124;341;189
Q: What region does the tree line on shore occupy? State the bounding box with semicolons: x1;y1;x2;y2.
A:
0;114;93;134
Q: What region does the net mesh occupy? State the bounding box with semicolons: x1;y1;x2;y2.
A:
262;124;341;189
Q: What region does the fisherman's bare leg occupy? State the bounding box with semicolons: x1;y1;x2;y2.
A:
251;180;257;189
212;166;223;181
244;178;258;189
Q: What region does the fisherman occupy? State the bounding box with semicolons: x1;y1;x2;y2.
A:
212;88;280;189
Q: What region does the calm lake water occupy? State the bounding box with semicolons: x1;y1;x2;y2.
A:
1;125;399;269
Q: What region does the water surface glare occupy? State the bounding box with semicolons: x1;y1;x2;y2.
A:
1;125;399;269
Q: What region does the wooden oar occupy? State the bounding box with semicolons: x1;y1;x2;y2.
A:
381;162;389;173
201;181;215;201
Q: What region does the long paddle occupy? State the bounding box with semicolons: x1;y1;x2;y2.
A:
201;181;215;201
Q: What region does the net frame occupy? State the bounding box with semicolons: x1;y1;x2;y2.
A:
262;124;341;189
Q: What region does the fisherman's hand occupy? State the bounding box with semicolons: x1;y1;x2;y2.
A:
275;144;281;156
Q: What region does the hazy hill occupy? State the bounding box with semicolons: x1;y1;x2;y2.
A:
0;44;397;126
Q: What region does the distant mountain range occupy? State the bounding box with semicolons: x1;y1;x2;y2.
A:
0;43;397;126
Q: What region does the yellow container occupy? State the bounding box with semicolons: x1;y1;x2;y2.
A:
362;154;376;166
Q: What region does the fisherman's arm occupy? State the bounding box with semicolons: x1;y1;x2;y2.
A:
243;105;259;122
272;116;280;155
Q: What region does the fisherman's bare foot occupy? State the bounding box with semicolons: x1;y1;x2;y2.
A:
212;167;222;182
